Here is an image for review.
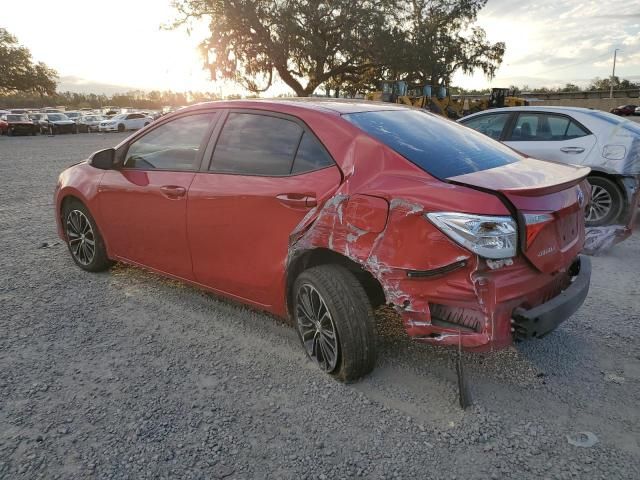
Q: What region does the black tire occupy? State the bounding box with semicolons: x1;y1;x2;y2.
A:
117;123;125;132
7;129;13;136
72;126;78;134
293;265;376;382
585;176;624;227
32;129;37;136
144;122;149;127
61;199;113;272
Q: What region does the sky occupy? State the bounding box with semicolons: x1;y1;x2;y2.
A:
2;0;639;95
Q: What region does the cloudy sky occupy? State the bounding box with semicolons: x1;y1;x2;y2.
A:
3;0;639;94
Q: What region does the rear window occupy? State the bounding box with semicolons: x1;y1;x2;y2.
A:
343;110;520;178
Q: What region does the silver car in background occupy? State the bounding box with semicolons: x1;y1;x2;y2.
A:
459;106;640;227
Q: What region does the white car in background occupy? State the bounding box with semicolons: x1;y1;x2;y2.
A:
99;113;153;133
459;107;640;226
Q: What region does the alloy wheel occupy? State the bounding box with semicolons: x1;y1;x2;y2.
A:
66;209;96;265
296;284;339;372
586;184;612;223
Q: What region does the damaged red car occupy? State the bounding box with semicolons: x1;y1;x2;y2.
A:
54;100;592;381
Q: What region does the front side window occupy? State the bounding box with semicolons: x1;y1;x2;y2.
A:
461;113;509;140
344;109;520;179
124;113;215;170
210;113;304;176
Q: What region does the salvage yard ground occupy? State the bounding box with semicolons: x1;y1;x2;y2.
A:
1;133;639;479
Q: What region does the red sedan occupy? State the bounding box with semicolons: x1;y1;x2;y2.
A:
610;104;637;116
54;100;592;381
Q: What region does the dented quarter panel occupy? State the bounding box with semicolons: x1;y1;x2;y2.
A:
287;116;584;351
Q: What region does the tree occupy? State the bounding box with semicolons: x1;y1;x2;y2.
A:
0;28;58;95
392;0;504;88
172;0;397;96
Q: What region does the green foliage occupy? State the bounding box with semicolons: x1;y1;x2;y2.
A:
172;0;503;96
0;29;57;95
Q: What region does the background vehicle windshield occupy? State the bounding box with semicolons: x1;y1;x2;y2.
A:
111;114;126;120
343;109;521;178
7;115;30;122
47;114;69;121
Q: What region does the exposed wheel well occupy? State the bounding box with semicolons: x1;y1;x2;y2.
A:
286;248;386;320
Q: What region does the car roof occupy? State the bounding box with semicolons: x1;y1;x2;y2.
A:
460;105;630;121
179;98;410;115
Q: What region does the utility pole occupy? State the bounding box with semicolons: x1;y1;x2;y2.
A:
610;48;619;99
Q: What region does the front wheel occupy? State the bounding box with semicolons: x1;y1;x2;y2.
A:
585;176;624;226
62;199;113;272
293;265;376;382
117;123;125;132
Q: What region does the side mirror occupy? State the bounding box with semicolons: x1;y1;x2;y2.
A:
89;148;115;170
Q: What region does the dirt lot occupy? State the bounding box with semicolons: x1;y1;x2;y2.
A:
1;133;639;479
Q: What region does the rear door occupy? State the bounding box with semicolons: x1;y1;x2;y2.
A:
98;112;218;278
187;110;342;307
503;112;596;165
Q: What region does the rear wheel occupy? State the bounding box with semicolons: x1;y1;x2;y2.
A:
293;265;376;382
586;176;624;226
62;199;112;272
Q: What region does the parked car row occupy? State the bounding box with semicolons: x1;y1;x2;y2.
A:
0;111;155;136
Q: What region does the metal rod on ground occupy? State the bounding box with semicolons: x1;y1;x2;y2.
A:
456;331;472;409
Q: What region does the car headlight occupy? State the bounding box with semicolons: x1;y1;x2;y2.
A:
426;212;517;259
602;145;626;160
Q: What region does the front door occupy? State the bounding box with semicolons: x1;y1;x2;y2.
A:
98;112;218;279
187;111;342;307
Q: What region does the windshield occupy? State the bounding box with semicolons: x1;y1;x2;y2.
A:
343;109;521;179
7;115;30;122
48;114;69;121
112;114;126;120
86;115;102;121
66;112;80;118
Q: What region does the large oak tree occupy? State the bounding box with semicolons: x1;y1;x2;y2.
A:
172;0;397;96
0;29;57;96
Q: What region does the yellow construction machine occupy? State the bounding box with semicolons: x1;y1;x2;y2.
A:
366;81;528;119
366;81;465;119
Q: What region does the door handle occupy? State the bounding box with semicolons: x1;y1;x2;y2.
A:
560;147;585;154
276;193;317;208
160;185;187;198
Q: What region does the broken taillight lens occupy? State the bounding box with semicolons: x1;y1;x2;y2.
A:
523;213;554;249
426;212;517;259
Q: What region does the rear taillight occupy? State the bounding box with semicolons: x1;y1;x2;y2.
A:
426;212;517;259
523;213;554;249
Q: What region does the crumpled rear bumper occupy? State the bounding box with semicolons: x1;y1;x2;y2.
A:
511;256;591;339
407;256;590;352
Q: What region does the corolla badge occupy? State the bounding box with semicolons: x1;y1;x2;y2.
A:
537;246;555;257
577;188;585;207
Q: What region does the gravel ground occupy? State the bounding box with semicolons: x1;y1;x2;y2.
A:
1;132;639;479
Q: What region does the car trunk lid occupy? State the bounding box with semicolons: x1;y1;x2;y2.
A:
449;158;590;273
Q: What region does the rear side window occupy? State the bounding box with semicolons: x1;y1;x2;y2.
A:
124;113;215;170
291;132;334;174
509;113;589;141
344;109;520;179
460;113;509;140
210;113;333;176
